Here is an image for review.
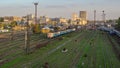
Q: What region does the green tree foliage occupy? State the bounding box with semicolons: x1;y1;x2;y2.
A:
0;23;5;29
0;23;2;28
106;20;112;23
0;17;4;22
54;26;61;32
33;24;41;33
30;23;34;28
68;19;72;24
116;17;120;27
10;21;17;27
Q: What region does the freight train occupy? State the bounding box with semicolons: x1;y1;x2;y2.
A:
47;28;76;38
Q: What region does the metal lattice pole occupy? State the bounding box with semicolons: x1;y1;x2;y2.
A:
94;10;96;28
10;28;13;40
102;10;106;25
25;15;30;54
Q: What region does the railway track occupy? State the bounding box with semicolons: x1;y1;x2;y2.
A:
13;30;83;67
107;34;120;61
1;30;120;68
0;29;74;66
0;32;48;65
71;31;92;67
0;39;48;66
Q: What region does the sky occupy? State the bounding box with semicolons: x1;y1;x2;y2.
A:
0;0;120;20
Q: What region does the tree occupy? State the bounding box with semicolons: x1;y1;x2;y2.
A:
54;26;61;32
10;21;17;27
0;17;4;22
33;24;41;33
106;19;112;23
0;23;2;28
116;17;120;27
0;23;5;29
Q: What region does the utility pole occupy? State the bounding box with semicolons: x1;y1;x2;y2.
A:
34;2;38;24
25;15;30;54
10;28;13;40
94;10;96;27
102;10;106;25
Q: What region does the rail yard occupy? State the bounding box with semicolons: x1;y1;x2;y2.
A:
0;28;120;68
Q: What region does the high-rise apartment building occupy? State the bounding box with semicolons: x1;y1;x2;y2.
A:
79;11;87;25
79;11;87;20
40;16;50;24
72;13;78;21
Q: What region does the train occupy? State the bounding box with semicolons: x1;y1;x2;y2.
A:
47;28;76;38
113;30;120;37
98;26;120;37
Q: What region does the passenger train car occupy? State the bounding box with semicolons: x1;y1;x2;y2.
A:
47;28;76;38
98;26;120;37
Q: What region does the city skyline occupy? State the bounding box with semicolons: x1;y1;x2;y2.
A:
0;0;120;20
